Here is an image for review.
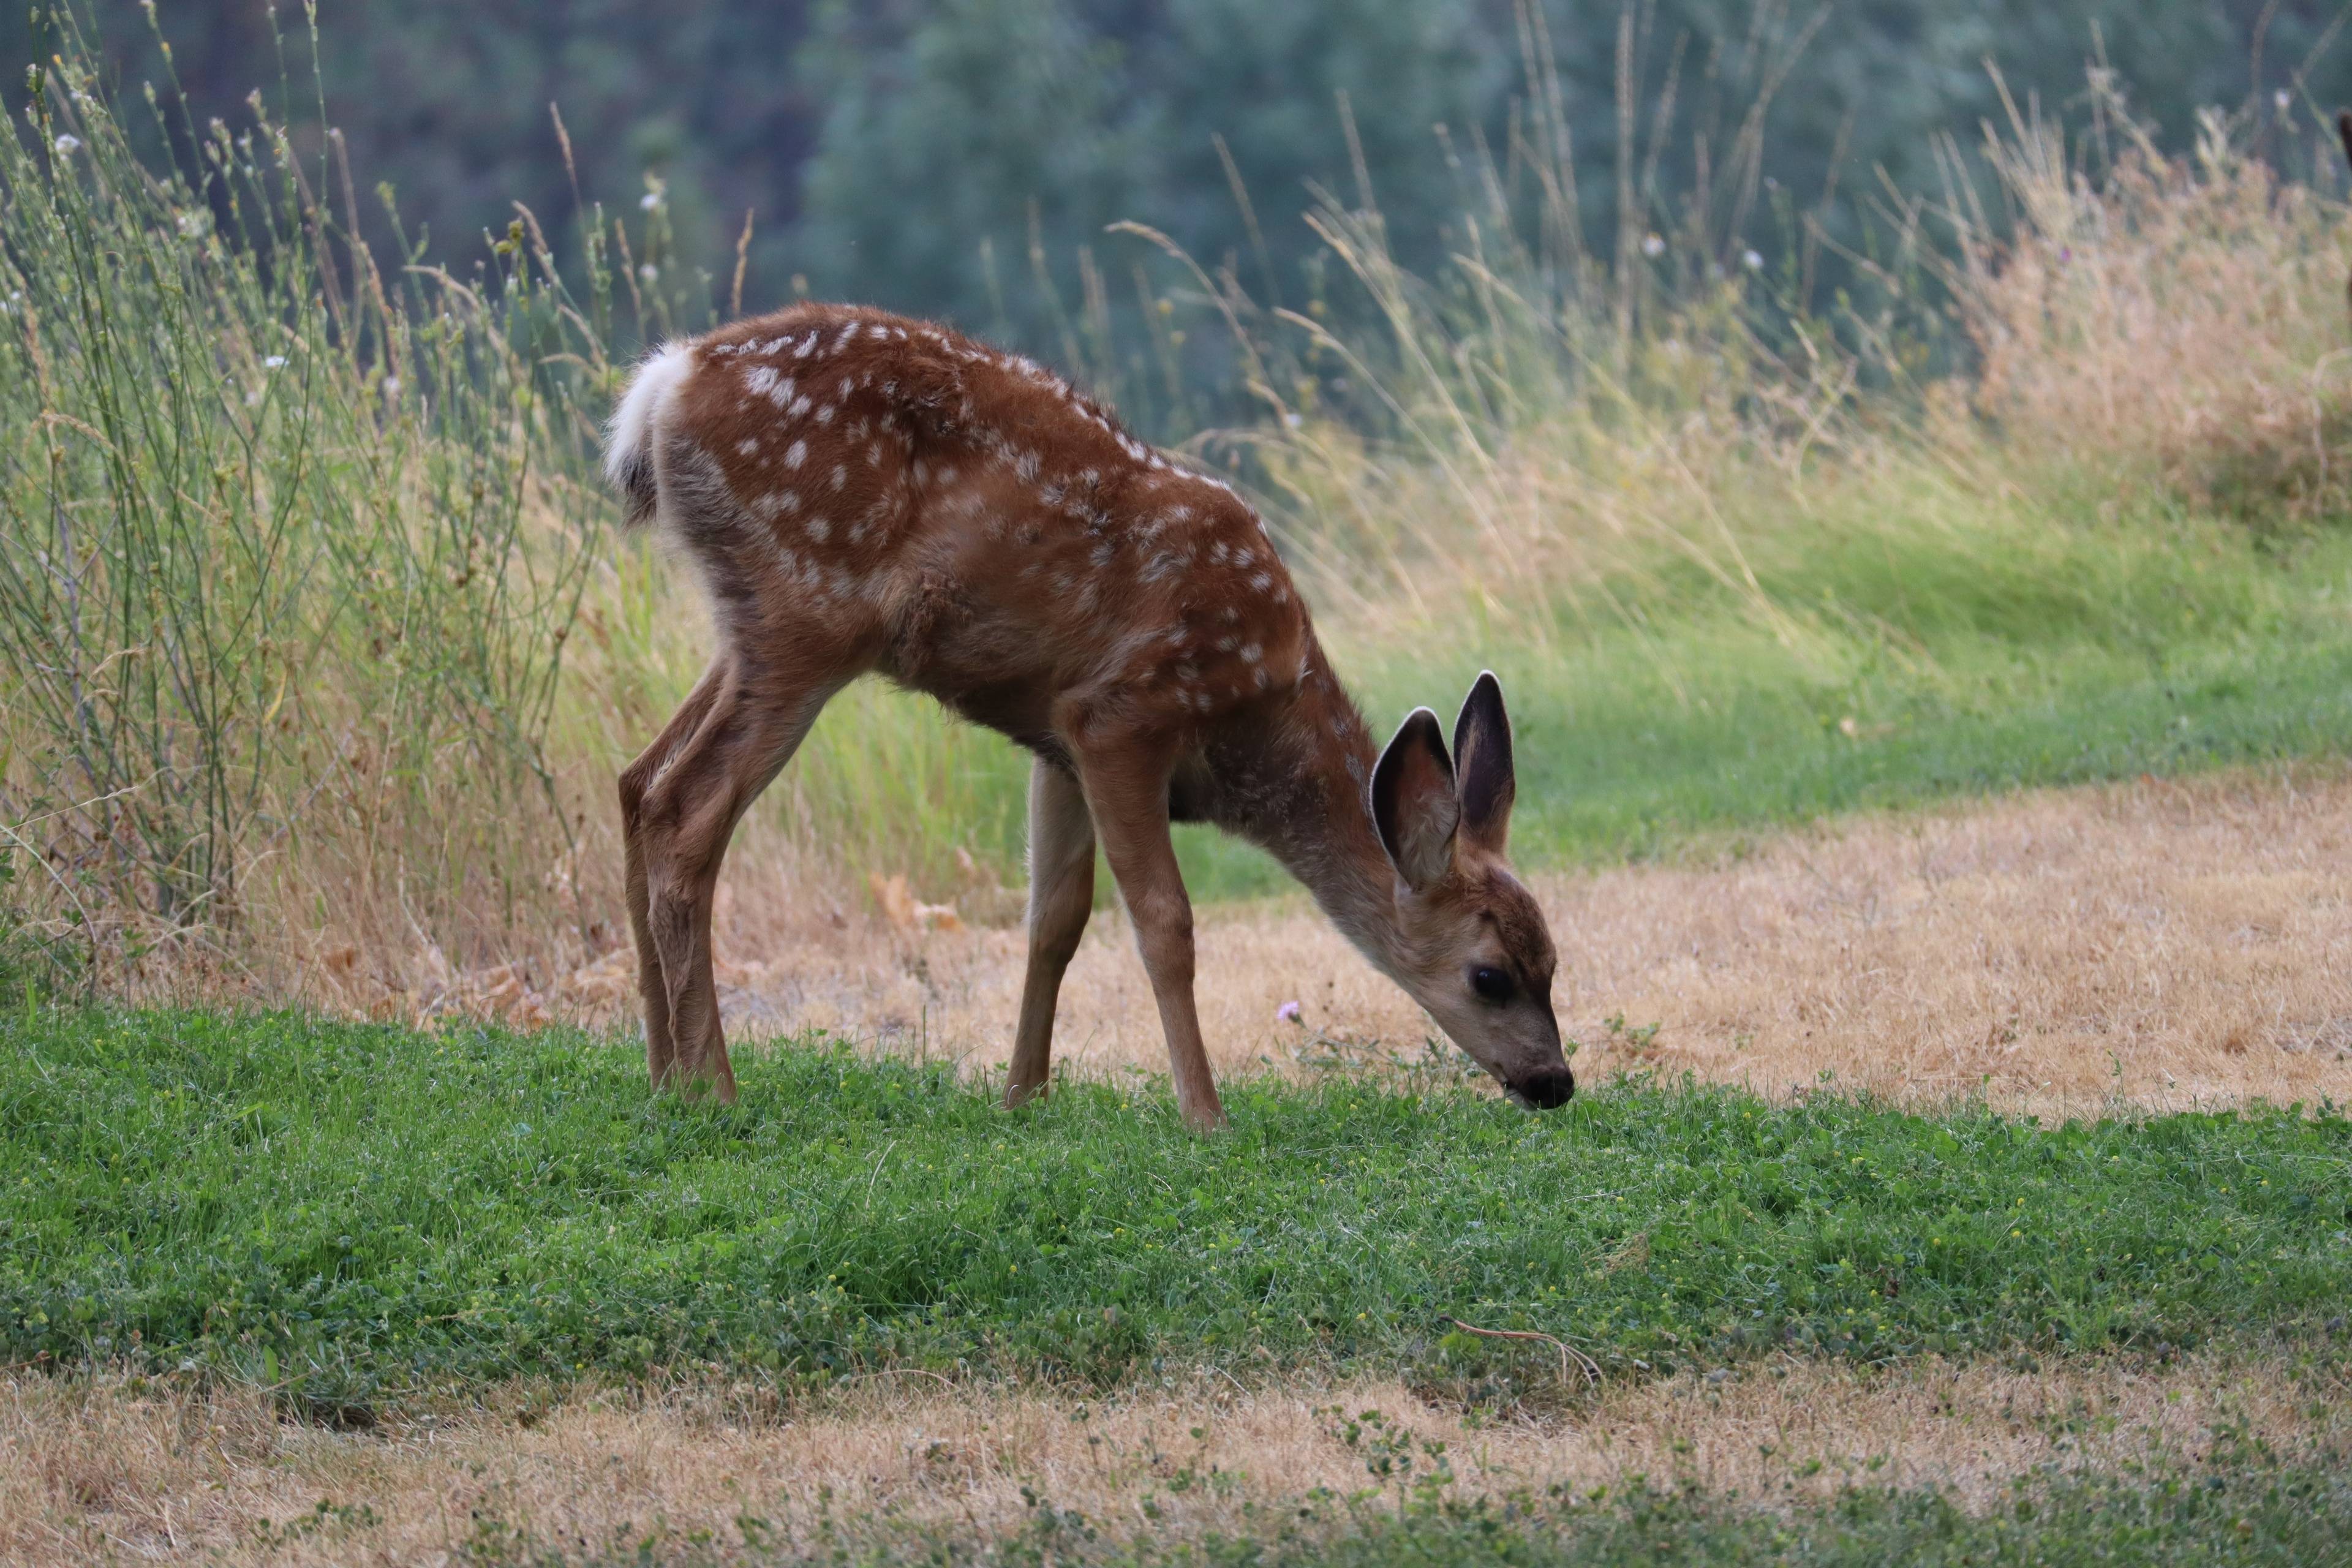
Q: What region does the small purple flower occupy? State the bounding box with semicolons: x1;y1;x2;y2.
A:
1276;1000;1303;1025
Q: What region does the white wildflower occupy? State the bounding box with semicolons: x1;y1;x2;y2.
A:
1742;248;1764;271
1641;233;1666;258
52;134;81;154
263;355;286;369
639;190;660;211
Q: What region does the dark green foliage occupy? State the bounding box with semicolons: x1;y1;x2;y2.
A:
3;1010;2346;1398
794;0;1502;330
793;0;1144;331
11;2;2352;353
2;2;823;315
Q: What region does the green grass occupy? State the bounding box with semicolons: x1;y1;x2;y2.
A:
1452;535;2352;876
4;1009;2346;1406
772;502;2352;904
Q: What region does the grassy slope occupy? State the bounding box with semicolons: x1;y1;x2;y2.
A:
4;1010;2345;1400
780;494;2352;902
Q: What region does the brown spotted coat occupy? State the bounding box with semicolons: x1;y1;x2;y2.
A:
608;303;1572;1128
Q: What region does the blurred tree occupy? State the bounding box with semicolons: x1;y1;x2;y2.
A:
8;0;2352;372
790;0;1141;326
788;0;1506;320
1;1;819;306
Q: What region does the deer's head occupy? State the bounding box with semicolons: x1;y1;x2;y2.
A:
1370;673;1574;1108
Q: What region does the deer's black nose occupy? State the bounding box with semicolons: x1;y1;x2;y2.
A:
1516;1065;1576;1110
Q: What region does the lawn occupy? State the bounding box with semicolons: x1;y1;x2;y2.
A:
797;501;2352;900
5;1009;2345;1406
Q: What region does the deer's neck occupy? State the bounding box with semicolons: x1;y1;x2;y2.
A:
1208;640;1406;976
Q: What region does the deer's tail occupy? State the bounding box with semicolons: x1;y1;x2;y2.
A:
603;341;696;528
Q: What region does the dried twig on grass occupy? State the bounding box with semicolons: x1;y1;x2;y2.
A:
838;1366;957;1390
1443;1316;1600;1387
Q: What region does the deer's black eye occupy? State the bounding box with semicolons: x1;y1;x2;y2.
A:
1471;966;1514;1004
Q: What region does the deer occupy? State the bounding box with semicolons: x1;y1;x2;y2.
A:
603;303;1574;1130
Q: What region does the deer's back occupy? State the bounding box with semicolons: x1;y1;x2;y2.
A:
645;305;1310;748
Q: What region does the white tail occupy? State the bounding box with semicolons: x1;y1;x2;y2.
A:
608;303;1572;1127
604;341;695;525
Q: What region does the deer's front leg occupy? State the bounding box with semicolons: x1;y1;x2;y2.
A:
1076;745;1224;1131
1008;757;1095;1108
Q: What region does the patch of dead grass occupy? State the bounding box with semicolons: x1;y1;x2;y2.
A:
522;767;2352;1119
3;1349;2341;1565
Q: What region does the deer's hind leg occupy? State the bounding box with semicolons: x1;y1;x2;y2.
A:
620;652;835;1100
1006;756;1095;1108
620;662;727;1084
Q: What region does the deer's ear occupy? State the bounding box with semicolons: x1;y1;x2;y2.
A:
1452;671;1515;854
1372;707;1459;892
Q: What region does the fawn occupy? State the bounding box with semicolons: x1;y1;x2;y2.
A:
605;303;1573;1128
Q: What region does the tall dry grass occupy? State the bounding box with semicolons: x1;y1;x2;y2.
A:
1215;78;2352;661
1962;99;2352;527
0;21;622;1000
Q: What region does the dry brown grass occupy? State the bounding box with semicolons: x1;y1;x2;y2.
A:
3;1349;2339;1565
475;765;2352;1120
1962;109;2352;527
